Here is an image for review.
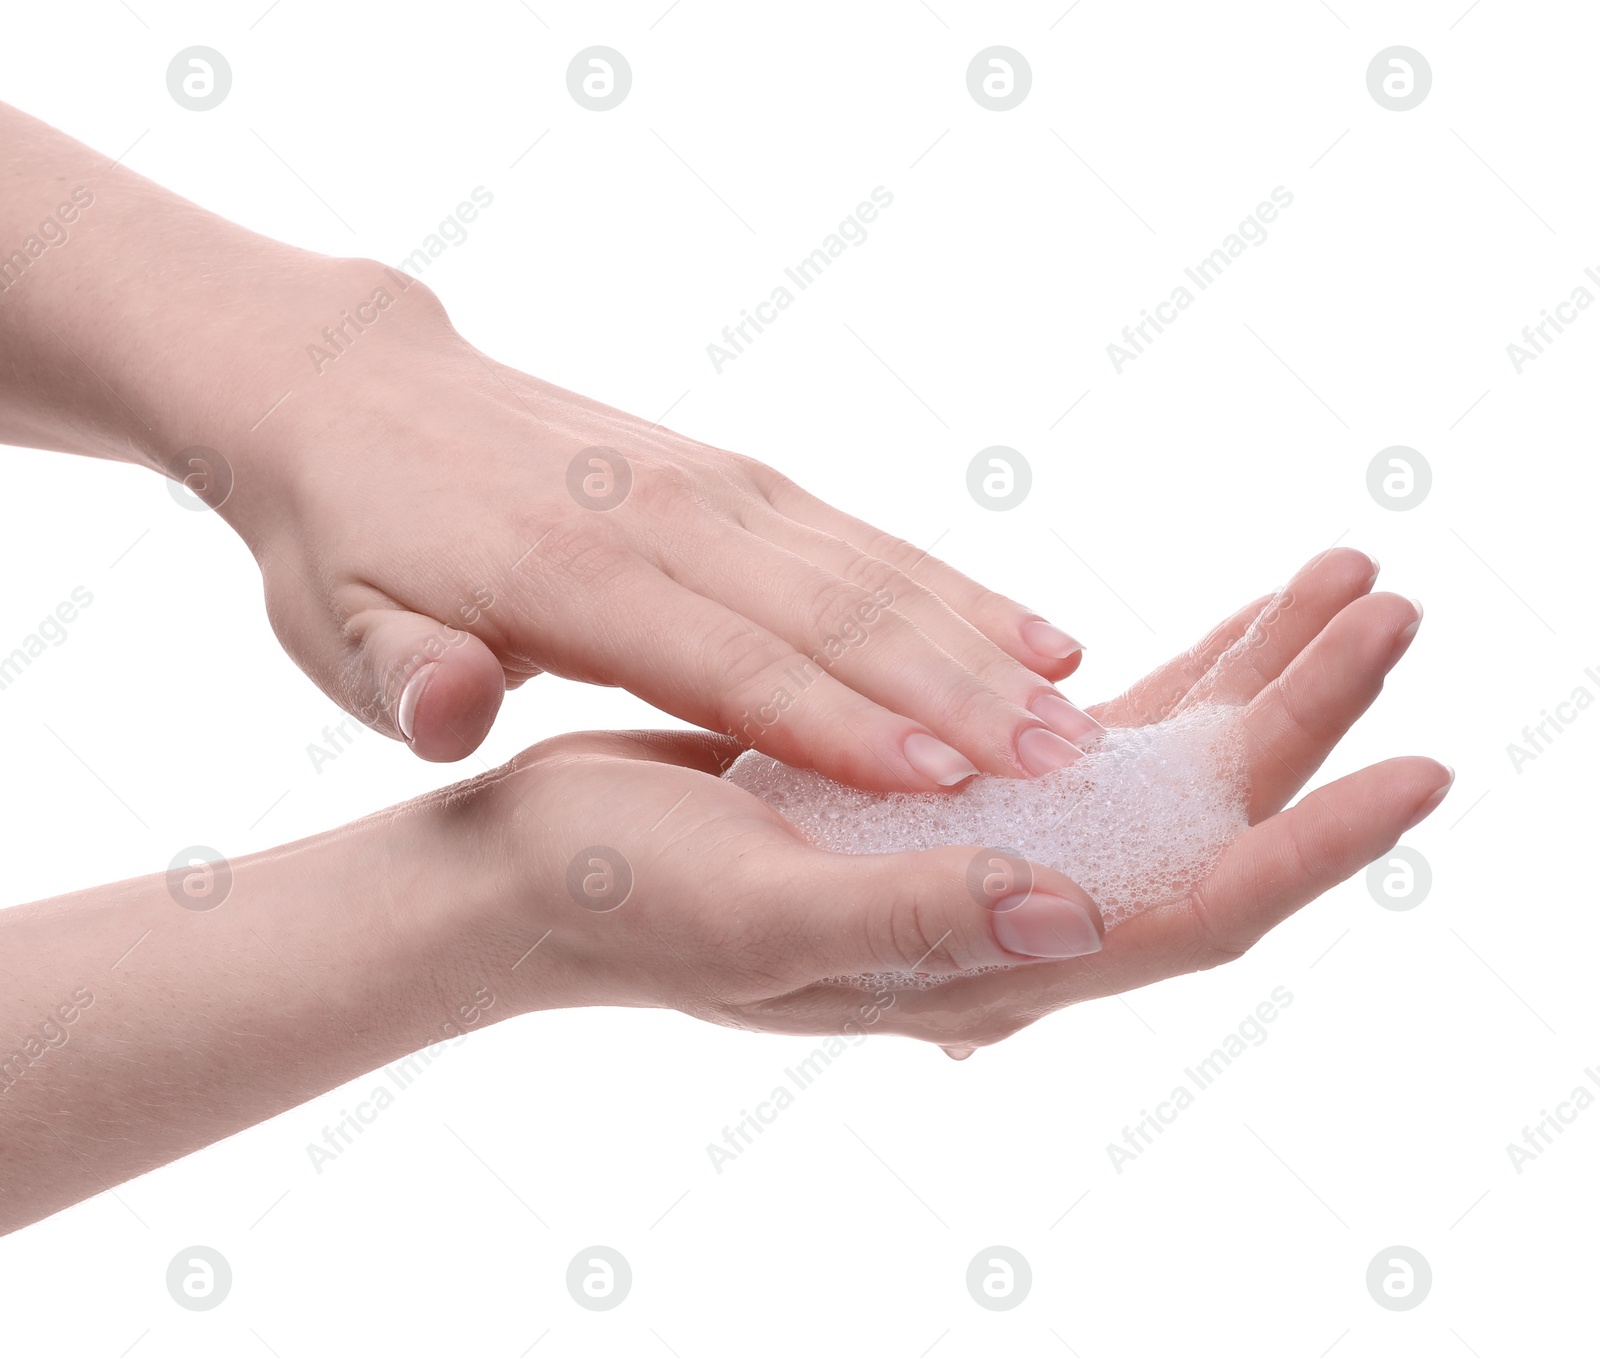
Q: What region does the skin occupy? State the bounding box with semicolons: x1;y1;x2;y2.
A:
0;549;1450;1234
0;99;1100;791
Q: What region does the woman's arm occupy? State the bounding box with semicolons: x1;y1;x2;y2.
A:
0;725;1104;1236
0;101;342;469
0;99;1099;785
0;550;1448;1235
0;791;525;1233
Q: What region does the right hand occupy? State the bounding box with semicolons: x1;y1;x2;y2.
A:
206;259;1100;788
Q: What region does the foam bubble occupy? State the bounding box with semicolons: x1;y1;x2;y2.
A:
726;703;1251;981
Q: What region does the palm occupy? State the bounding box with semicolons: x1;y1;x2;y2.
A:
496;550;1444;1049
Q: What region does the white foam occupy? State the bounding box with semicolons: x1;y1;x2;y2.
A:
725;703;1251;982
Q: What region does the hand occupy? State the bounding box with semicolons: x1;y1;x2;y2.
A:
474;549;1448;1049
0;549;1442;1229
0;106;1091;791
213;260;1098;788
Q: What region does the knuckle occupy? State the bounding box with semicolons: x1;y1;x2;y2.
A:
860;526;912;564
725;451;781;492
928;671;1005;735
750;461;806;506
536;522;633;593
964;639;1040;693
940;577;1016;637
874;878;980;976
798;578;869;641
964;584;1015;626
713;623;787;688
703;853;840;996
831;548;906;604
625;458;701;515
1211;637;1272;691
705;624;807;734
863;528;941;584
1272;668;1324;748
1178;641;1218;689
1174;820;1308;967
1173;888;1252;971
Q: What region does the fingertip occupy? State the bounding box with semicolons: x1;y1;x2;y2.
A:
990;893;1103;958
404;639;506;761
901;731;980;788
1019;617;1086;678
1025;861;1106;929
1393;601;1423;661
1401;759;1455;831
1346;547;1380;591
1016;725;1086;778
1308;545;1380;590
805;843;1094;978
1029;690;1104;744
984;855;1105;959
1353;591;1422;666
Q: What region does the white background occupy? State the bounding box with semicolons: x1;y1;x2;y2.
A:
1;0;1595;1353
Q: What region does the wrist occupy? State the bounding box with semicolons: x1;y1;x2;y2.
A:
383;760;594;1027
138;253;455;542
338;788;535;1039
411;750;631;1022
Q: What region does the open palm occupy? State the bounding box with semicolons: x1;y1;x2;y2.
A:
483;549;1447;1050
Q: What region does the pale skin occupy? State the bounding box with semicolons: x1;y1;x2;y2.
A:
0;550;1451;1233
0;102;1447;1234
0;99;1104;791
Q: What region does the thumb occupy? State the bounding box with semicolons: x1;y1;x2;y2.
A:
342;607;506;761
779;843;1105;980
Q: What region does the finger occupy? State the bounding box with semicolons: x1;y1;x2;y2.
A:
262;564;505;761
1239;592;1422;819
740;505;1103;744
354;609;506;761
853;756;1452;1042
763;842;1105;979
1175;548;1379;712
1090;593;1273;728
750;467;1086;680
658;524;1091;777
516;552;996;792
1146;755;1452;964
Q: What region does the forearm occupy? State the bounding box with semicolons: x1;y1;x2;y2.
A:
0;102;437;524
0;791;535;1234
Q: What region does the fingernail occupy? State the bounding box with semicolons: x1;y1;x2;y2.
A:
1021;619;1083;661
904;732;979;786
397;663;439;743
941;1043;977;1062
1017;725;1083;777
1366;555;1381;586
991;891;1102;958
1391;602;1424;663
1403;767;1455;831
1030;690;1104;744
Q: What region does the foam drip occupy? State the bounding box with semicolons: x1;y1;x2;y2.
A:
726;703;1251;986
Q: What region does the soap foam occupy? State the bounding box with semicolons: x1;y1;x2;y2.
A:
726;703;1251;984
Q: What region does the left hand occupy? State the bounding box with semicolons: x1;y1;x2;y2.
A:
476;548;1449;1049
